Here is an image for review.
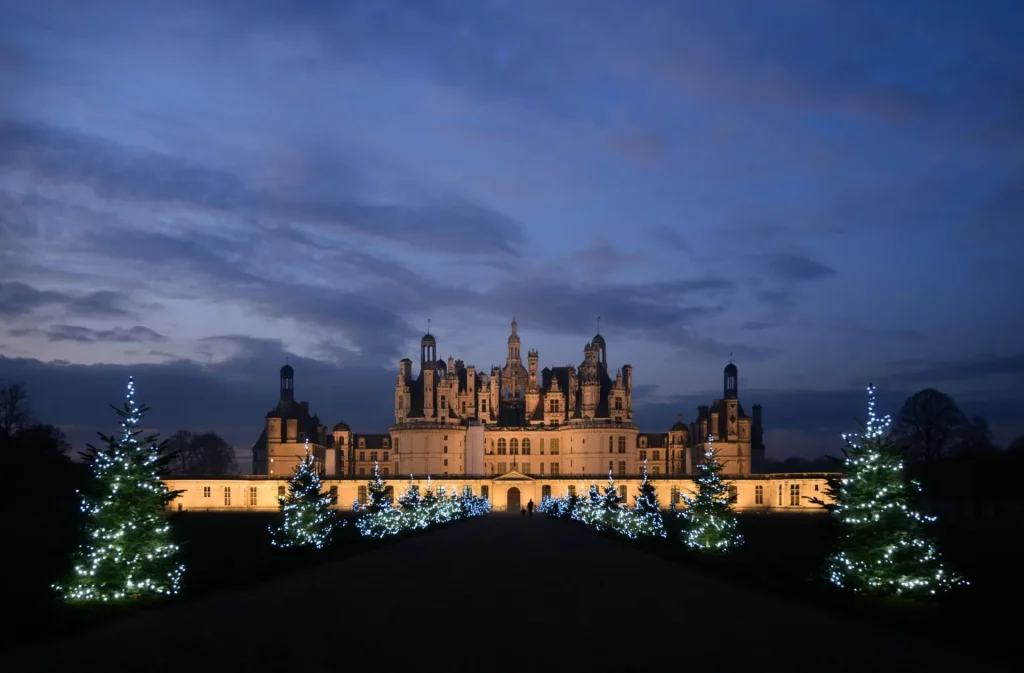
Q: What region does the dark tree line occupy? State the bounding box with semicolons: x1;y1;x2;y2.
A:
165;430;237;475
804;387;1024;518
1;381;238;477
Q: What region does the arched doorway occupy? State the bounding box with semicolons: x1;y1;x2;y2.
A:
506;487;521;513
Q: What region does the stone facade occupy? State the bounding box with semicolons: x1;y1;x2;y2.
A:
252;320;767;479
164;473;833;513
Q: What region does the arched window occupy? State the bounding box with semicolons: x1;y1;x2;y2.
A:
522;438;531;455
497;438;507;455
510;438;518;455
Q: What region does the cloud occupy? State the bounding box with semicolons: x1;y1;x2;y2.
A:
0;345;397;464
759;252;837;282
0;119;527;257
880;352;1024;386
9;324;167;343
0;281;134;319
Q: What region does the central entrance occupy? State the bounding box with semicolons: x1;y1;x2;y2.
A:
506;486;521;513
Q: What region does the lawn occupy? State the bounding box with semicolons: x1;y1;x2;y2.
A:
2;509;378;650
601;511;1018;666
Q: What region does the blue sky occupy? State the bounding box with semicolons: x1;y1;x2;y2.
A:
2;0;1022;461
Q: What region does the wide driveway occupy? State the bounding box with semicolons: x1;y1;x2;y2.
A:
5;514;1009;672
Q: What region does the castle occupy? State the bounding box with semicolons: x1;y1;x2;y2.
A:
251;320;766;481
167;321;830;514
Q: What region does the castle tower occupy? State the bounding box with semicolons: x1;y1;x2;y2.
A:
423;367;435;421
724;360;738;400
395;358;412;423
421;330;437;369
591;333;606;368
527;348;538;388
280;361;294;403
669;413;688;475
507;317;521;362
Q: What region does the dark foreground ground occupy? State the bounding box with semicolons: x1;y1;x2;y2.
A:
3;514;1012;673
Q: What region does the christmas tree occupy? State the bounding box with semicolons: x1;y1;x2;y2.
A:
55;377;184;601
600;469;623;509
631;459;667;538
422;476;437;506
270;439;339;549
365;461;390;513
679;435;742;552
826;385;966;597
398;475;421;510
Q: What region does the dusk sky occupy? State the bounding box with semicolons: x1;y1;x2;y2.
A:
2;0;1022;464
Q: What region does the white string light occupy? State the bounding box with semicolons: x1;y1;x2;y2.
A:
269;438;343;550
826;385;966;596
355;470;491;539
54;376;186;601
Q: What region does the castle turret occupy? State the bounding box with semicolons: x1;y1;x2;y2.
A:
724;361;738;400
423;367;435;421
421;331;436;369
527;349;538;390
395;358;412;423
507;317;521;362
280;362;294;403
567;366;578;416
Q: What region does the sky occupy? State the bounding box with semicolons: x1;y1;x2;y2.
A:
2;0;1023;466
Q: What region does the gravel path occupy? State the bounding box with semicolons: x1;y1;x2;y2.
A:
4;514;1009;672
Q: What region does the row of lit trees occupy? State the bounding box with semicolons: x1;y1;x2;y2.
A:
538;442;742;551
540;386;967;599
349;467;491;538
53;376;493;602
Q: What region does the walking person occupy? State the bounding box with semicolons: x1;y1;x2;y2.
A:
521;507;527;517
527;499;534;519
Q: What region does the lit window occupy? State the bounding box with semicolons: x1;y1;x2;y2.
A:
789;484;801;506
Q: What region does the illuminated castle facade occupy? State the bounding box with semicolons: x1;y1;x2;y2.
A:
251;319;766;481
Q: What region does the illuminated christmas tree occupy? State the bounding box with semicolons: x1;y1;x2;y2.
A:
365;461;390;513
270;440;339;549
398;475;421;510
826;385;966;597
600;469;622;509
55;377;184;601
679;435;742;552
422;476;437;506
631;460;667;538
